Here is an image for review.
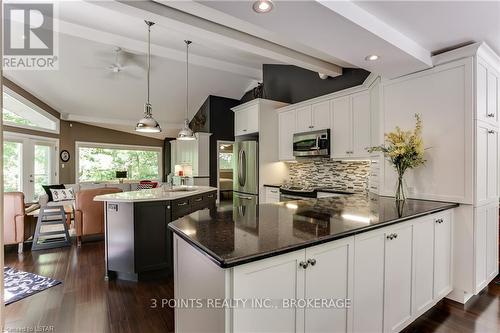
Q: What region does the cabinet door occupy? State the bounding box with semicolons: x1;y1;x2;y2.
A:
476;123;489;204
234;108;247;136
412;216;435;316
474;205;488;292
296;105;313;133
352;92;371;157
487;70;499;125
311;101;331;131
487;127;499;201
264;186;280;203
477;61;488;122
331;97;352;158
353;229;385;333
486;203;499;282
246;104;260;134
279;111;297;161
232;250;305;333
304;237;353;333
383;223;413;333
434;211;453;300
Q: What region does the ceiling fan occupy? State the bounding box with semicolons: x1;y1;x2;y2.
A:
88;46;144;79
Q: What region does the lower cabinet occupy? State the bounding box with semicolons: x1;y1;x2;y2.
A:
474;202;499;293
174;209;455;333
264;186;280;203
232;237;354;333
353;210;454;333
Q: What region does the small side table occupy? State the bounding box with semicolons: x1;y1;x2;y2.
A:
31;206;72;251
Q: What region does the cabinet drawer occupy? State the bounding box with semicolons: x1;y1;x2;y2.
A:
172;198;191;220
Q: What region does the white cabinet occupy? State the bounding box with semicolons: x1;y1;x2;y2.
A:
232;237;354;333
353;228;385;333
330;91;371;158
331;96;352;158
303;239;353;333
477;58;500;126
170;133;211;177
474;202;499;293
412;216;435;316
278;110;296;161
232;250;305;333
295;101;331;133
383;223;413;333
234;103;259;136
433;211;453;299
476;122;498;205
264;186;280;203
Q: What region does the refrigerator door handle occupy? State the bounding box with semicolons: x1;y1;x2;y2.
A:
235;194;253;200
238;149;246;187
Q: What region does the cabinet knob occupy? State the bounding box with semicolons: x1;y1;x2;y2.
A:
307;258;317;266
386;233;398;240
487;113;495;118
435;218;443;224
299;261;309;269
488;130;495;134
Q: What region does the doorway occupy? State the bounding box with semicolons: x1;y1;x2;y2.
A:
216;141;234;204
3;132;59;202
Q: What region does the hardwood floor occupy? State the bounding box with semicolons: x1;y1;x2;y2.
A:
4;241;500;333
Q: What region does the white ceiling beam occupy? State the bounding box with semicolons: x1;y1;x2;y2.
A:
89;0;342;77
62;113;184;130
54;19;262;80
316;0;432;67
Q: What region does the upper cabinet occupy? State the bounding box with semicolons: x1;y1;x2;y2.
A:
277;79;376;162
232;99;288;137
331;91;371;158
477;58;500;127
295;101;331;133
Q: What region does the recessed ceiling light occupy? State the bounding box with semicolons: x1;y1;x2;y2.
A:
253;0;274;13
365;54;379;61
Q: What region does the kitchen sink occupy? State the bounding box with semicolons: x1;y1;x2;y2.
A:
164;186;198;192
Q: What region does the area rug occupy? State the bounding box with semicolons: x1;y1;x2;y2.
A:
3;267;61;305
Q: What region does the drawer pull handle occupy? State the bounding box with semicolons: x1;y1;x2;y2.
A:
307;258;317;266
195;198;203;202
270;190;278;193
299;261;309;269
177;202;188;206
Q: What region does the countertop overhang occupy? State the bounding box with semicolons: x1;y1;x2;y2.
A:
94;186;218;203
168;194;459;268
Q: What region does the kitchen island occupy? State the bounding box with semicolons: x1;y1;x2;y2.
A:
169;194;458;333
94;186;217;281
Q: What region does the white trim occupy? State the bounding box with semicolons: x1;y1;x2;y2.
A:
2;86;60;134
75;141;163;183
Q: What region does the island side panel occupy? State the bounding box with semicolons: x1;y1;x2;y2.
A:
106;202;136;279
174;235;228;333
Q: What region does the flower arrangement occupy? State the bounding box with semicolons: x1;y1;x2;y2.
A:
368;114;426;201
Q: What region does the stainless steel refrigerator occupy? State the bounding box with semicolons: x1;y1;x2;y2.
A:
233;141;258;205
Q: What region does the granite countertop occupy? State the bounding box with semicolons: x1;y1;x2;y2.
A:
169;194;458;268
94;186;218;202
263;184;282;188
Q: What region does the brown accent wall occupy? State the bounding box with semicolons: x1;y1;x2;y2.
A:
59;121;164;183
2;77;165;184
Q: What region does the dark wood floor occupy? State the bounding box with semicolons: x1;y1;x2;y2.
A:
4;241;500;333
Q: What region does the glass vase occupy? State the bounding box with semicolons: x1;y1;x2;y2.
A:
395;173;406;202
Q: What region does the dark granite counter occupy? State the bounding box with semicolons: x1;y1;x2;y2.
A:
263;184;282;188
168;194;458;268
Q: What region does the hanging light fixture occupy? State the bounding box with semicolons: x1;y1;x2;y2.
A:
136;21;161;133
177;40;196;140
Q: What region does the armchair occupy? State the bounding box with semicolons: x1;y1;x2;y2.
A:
4;192;35;253
74;187;122;246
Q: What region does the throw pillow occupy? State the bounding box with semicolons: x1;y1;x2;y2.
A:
137;183;155;190
42;184;66;202
50;188;75;202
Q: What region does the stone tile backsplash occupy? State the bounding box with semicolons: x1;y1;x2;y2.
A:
285;159;370;192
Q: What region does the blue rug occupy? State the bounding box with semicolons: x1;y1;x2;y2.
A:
4;267;61;305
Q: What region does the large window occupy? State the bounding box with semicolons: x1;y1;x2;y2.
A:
2;87;60;134
77;142;162;182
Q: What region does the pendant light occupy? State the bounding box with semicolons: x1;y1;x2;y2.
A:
136;21;161;133
177;40;196;140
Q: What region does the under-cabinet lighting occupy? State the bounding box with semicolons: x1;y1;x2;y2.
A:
341;214;370;223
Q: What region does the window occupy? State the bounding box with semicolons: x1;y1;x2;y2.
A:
3;141;22;192
77;142;162;182
219;152;233;170
2;87;60;134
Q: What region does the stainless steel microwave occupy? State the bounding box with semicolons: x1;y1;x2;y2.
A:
293;129;330;157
